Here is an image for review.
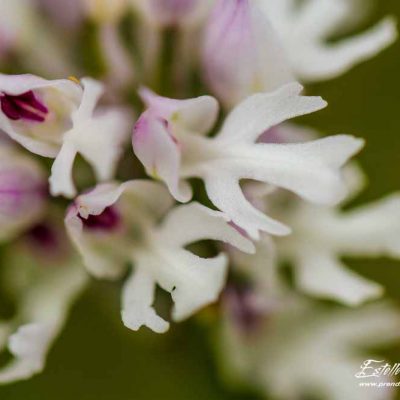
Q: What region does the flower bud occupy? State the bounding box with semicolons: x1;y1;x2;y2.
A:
202;0;293;108
0;147;47;241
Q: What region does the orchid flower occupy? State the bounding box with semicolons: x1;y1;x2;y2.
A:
219;289;400;400
0;146;47;242
258;0;397;82
0;74;131;198
202;0;294;107
65;180;254;333
0;220;87;383
133;83;364;239
276;167;400;306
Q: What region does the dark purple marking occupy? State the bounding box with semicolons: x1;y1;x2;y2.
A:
80;206;121;232
27;223;60;250
0;91;48;122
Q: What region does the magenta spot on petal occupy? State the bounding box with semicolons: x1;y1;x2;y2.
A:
0;91;49;122
80;206;121;232
158;117;179;145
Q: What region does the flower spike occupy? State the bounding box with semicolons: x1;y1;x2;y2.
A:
66;181;254;332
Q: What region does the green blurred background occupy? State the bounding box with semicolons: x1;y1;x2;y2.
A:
1;1;400;399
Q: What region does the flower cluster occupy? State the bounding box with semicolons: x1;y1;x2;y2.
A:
0;1;399;399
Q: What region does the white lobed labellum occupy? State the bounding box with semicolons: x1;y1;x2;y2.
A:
133;83;364;239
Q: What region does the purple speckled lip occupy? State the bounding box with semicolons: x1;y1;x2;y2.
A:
80;206;121;232
0;91;49;122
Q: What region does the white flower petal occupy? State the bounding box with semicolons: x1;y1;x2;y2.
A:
0;323;54;384
204;176;291;240
0;111;60;157
0;265;87;384
49;77;131;198
0;73;80;97
139;246;229;322
291;0;351;39
139;87;219;136
134;90;219;201
73;108;130;181
249;135;364;204
278;190;400;305
333;193;400;258
296;250;383;306
341;163;367;202
158;202;255;253
260;0;398;83
149;202;254;321
133;111;191;202
294;17;398;82
65;182;131;278
49;140;77;198
122;267;169;333
170;252;228;321
216;83;326;144
200;134;363;238
65;206;125;279
73;180;174;221
72;78;103;124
